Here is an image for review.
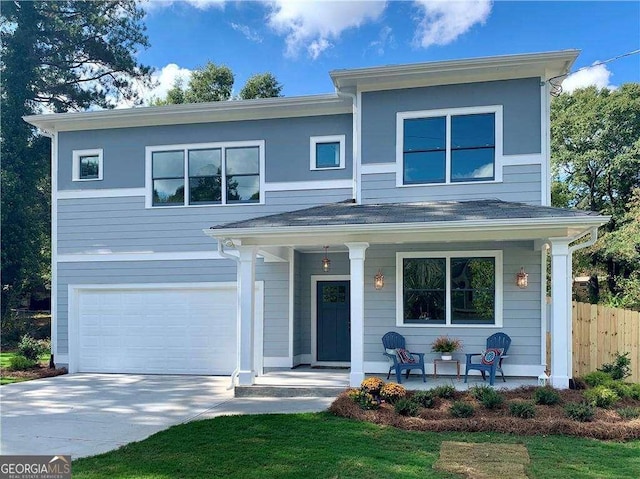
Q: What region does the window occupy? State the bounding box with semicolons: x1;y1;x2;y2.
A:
146;141;264;207
310;135;345;170
397;106;502;186
397;251;502;327
72;149;103;181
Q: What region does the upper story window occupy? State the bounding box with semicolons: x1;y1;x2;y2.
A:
310;135;345;170
146;141;264;208
72;149;103;181
397;106;502;186
396;250;503;328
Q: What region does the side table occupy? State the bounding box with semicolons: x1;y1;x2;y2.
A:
433;358;460;380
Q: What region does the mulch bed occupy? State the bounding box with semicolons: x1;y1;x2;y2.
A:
1;365;67;382
329;387;640;441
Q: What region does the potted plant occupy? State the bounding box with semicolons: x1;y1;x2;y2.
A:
431;336;462;360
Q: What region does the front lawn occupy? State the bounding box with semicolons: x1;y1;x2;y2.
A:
0;350;64;385
72;413;640;479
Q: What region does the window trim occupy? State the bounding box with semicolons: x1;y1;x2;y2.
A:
72;149;103;182
310;135;346;171
395;105;503;187
396;250;503;328
145;140;265;208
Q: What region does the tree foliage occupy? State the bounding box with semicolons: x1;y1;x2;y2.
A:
240;73;283;100
1;1;151;315
551;84;640;308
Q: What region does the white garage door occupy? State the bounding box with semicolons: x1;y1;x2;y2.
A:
76;285;238;375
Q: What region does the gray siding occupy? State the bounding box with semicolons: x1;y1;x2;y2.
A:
58;114;353;190
362;242;542;366
56;259;289;358
361;77;542;164
361;165;542;205
57;189;351;255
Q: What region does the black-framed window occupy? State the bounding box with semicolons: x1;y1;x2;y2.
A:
188;149;222;205
450;257;496;325
402;258;446;324
226;146;260;203
79;155;100;180
451;114;495;182
152;150;184;206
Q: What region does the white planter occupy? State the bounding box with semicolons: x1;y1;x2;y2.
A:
441;354;453;361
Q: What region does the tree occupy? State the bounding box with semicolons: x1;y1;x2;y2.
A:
551;84;640;306
1;1;152;316
240;73;283;100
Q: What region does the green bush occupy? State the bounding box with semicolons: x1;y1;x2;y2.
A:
616;407;640;420
469;385;493;400
394;398;419;417
411;390;436;408
628;383;640;401
449;401;474;418
347;389;379;410
608;381;633;399
565;402;595;422
8;355;37;371
598;352;632;380
583;371;613;388
534;386;561;405
584;386;619;408
509;401;536;419
433;384;456;399
479;389;504;409
17;334;49;362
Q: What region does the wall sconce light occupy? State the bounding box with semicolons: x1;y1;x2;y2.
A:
321;246;331;272
516;267;528;289
374;270;384;290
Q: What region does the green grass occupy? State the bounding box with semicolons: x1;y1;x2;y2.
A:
0;350;49;385
72;413;640;479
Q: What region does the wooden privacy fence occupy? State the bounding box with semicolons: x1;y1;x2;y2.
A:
548;302;640;383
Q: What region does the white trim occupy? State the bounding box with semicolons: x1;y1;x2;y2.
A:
364;360;544;377
58;251;228;263
502;154;543;166
263;357;292;368
395;105;504;187
355;90;362;203
58;187;146;199
310;135;346;170
541;247;548;367
264;179;352;192
72;149;103;182
145;140;265;209
293;354;312;366
361;162;395;175
67;281;264;375
541;78;552;206
287;247;295;367
51;133;59;362
396;250;503;328
311;274;350;367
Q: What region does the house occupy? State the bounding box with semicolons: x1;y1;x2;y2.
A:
24;50;608;389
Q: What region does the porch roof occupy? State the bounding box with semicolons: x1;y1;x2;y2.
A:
205;200;609;247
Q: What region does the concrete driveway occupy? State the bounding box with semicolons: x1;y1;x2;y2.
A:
0;374;333;459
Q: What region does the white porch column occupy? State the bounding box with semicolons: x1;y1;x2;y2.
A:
345;242;369;387
237;245;258;386
549;238;572;389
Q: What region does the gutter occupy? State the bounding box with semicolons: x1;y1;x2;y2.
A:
217;240;241;390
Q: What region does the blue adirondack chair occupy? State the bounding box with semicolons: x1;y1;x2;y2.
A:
381;332;426;384
464;332;512;385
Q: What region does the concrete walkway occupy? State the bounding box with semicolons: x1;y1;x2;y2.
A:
0;374;333;459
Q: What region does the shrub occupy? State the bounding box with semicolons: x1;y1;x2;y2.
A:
395;398;420;416
360;377;384;395
17;334;49;362
450;401;474;418
565;402;595;422
534;386;561;405
617;407;640;420
509;401;536;419
628;383;640;401
469;385;493;400
598;352;632;380
433;384;456;399
8;355;37;371
608;381;633;399
584;386;619;408
479;389;504;409
348;389;379;410
380;382;406;404
411;390;436;408
583;371;613;387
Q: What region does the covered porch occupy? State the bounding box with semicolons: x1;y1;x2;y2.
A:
204;200;608;389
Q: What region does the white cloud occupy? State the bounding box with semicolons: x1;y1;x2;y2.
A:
561;63;614;93
117;63;193;108
145;0;225;12
413;0;492;48
368;25;394;56
266;0;387;59
231;22;263;43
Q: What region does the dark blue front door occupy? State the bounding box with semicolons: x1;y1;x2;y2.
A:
317;281;350;362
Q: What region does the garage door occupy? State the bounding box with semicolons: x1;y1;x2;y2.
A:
76;285;238;375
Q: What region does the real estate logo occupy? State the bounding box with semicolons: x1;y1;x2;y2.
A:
0;455;71;479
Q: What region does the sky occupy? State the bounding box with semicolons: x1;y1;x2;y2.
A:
131;0;640;105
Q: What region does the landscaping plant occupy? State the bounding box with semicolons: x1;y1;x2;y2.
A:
431;336;462;354
449;401;474;418
598;352;632;380
564;402;595;422
379;382;407;404
17;334;49;362
509;401;536;419
433;384;456;399
584;385;619;408
533;386;561;405
410;390;436;408
360;377;384;396
394;398;420;417
8;355;37;371
347;388;379;410
617;407;640;420
582;371;613;387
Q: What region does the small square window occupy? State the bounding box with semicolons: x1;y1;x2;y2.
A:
73;149;103;181
310;135;345;170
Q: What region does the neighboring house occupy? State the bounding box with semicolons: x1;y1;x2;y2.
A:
25;50;608;389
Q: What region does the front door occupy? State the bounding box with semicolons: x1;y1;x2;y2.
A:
317;281;350;362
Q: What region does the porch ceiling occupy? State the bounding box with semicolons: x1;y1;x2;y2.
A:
204;200;609;247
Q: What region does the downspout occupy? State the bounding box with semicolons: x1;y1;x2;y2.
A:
217;239;241;390
336;90;359;203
